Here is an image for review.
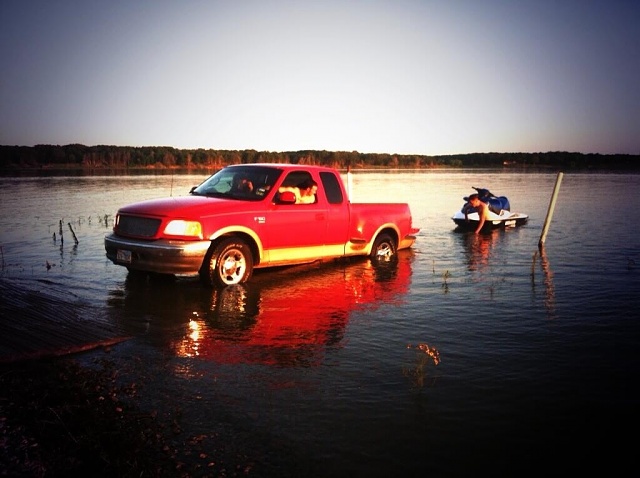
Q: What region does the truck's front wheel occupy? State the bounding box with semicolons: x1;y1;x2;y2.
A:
201;238;253;287
370;233;396;262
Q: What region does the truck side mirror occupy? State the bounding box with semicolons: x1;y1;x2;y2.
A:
277;191;297;204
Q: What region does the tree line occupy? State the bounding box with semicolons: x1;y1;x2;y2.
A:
0;144;638;171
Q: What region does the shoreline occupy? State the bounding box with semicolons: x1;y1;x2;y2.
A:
0;277;130;364
0;276;280;477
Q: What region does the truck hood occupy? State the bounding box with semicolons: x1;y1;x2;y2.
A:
117;195;253;217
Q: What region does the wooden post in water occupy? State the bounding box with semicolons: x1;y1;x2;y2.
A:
539;172;563;249
67;222;79;245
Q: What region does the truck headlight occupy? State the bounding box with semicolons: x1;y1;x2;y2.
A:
163;220;203;239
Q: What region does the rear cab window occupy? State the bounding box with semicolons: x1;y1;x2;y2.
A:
320;171;344;205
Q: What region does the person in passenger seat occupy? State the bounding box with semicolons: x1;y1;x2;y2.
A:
279;179;318;204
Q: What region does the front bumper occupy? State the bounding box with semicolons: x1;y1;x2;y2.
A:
105;233;211;275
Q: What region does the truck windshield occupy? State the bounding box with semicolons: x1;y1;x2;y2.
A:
191;166;282;201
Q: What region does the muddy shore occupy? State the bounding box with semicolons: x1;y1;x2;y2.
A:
0;278;306;477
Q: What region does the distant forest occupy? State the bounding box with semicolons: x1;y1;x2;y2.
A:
0;144;638;171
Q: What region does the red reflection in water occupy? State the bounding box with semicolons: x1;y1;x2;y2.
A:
172;253;414;366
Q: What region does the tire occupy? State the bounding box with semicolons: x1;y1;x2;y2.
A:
370;233;397;262
201;238;253;287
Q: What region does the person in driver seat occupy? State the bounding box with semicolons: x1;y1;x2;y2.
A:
232;175;254;194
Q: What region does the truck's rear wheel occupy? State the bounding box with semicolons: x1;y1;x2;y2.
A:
201;238;253;287
370;233;396;262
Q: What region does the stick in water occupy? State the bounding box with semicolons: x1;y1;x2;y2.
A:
68;223;79;245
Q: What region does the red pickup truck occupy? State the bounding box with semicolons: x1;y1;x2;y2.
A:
105;164;419;286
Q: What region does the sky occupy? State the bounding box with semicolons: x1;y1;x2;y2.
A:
1;0;639;156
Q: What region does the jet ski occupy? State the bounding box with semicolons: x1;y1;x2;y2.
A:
452;187;528;232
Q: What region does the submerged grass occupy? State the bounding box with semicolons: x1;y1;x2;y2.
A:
0;278;285;477
0;357;261;477
0;358;178;477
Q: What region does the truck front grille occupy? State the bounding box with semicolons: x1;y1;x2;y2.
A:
117;215;162;237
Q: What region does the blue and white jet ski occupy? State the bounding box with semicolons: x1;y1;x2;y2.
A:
452;187;528;232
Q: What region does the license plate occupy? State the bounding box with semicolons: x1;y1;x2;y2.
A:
116;249;132;263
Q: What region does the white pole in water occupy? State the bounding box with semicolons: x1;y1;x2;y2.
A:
539;172;563;249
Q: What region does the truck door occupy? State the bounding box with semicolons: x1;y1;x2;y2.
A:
261;171;328;262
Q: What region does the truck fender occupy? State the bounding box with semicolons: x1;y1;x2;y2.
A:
367;225;400;256
208;226;264;265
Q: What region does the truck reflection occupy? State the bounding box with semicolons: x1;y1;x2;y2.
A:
115;252;414;367
175;253;413;366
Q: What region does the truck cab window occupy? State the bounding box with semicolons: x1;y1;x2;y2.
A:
278;172;318;204
320;172;344;204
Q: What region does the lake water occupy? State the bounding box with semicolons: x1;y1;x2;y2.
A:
1;170;639;476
